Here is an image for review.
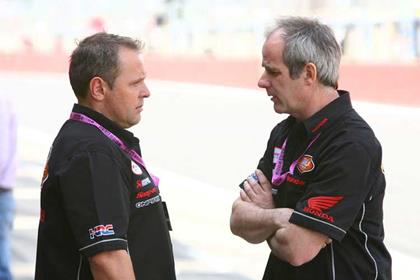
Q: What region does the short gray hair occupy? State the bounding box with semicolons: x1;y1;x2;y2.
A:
267;17;341;88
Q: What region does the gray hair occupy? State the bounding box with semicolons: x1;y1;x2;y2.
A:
267;17;341;88
69;32;144;99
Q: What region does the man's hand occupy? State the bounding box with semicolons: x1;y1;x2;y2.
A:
241;169;275;209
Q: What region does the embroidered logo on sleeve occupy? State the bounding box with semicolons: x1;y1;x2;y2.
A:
303;196;343;223
297;154;315;173
89;224;115;240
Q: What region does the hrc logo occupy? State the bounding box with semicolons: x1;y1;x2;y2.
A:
89;224;115;240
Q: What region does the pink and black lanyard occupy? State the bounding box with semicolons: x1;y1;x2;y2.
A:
271;133;320;194
69;112;159;186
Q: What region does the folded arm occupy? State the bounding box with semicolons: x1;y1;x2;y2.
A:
230;197;292;243
230;169;330;266
267;220;331;266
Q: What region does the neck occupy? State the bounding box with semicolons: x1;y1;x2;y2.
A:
78;99;108;120
78;98;94;110
295;86;339;121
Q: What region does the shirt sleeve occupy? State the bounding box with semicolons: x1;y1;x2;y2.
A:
59;149;130;257
289;142;376;241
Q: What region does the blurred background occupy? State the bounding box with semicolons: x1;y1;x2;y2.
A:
1;0;420;279
1;0;420;61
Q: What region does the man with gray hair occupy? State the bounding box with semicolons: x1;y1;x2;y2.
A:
230;17;391;279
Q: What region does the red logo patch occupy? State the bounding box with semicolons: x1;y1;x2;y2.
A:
41;146;52;188
136;187;158;199
40;209;46;223
303;196;343;222
286;175;305;186
297;155;315;173
136;180;142;189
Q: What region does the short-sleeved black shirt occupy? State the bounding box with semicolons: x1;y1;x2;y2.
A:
258;91;391;280
35;104;176;280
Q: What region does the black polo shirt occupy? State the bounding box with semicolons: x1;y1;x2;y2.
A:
35;104;176;280
257;91;391;280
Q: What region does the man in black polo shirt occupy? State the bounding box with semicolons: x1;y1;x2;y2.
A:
35;33;176;279
230;17;391;279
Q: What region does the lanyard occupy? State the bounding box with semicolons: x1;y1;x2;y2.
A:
272;133;320;186
69;112;159;186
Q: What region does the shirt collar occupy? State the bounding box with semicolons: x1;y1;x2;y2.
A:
71;104;140;148
302;90;353;137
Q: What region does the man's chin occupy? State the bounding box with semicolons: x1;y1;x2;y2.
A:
124;118;141;129
273;105;285;114
133;116;142;125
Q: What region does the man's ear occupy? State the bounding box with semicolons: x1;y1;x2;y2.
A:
303;63;317;86
88;77;107;101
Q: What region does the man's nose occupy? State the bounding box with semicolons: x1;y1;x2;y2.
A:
141;84;151;98
258;76;270;88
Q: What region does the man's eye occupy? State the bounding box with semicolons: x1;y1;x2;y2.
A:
266;69;278;75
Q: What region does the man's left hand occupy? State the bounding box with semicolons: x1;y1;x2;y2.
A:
240;169;275;209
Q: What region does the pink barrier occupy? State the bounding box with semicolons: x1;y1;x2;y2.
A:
1;52;419;107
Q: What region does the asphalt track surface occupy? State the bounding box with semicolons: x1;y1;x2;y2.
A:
3;72;420;279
